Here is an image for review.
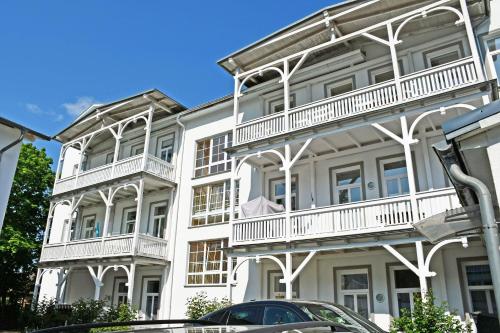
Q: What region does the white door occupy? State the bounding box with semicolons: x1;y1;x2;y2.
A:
113;278;128;306
336;268;370;318
142;278;160;320
389;267;420;317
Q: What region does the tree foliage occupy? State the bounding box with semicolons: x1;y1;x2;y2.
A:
391;291;472;333
185;291;231;320
0;143;54;328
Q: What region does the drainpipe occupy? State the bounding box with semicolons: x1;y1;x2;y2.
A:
165;114;186;318
449;163;500;323
0;128;25;164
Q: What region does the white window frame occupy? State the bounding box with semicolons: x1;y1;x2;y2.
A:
270;176;298;211
191;181;235;226
157;133;174;163
267;93;296;114
389;266;420;317
148;202;168;238
122;207;137;234
370;64;395;84
131;143;144;156
82;215;96;239
336;268;371;318
379;156;409;197
331;165;363;205
461;260;497;315
105;152;114;165
187;239;229;285
424;44;463;68
113;277;128;306
141;277;161;320
325;77;355;98
194;132;232;178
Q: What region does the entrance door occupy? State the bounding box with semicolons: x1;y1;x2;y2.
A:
389;266;420;317
268;271;298;299
336;268;370;318
142;278;160;319
113;278;128;306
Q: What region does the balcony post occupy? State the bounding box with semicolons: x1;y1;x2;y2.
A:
233;70;240;144
228;158;237;247
284;144;292;242
43;202;54;245
309;155;316;208
141;106;154;170
387;23;402;101
110;125;122;178
285;252;292;299
131;179;145;255
54;145;65;181
127;262;136;304
400;116;419;220
100;188;113;252
283;59;290;131
459;0;484;81
415;241;428;298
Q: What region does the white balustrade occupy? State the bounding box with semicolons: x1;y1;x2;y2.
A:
53;154;175;195
39;234;168;262
231;188;461;245
234;57;479;145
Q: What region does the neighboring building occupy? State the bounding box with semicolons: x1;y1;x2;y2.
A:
36;0;500;329
0;117;50;232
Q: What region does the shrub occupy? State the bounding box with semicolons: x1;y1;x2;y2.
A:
391;291;472;333
185;291;230;320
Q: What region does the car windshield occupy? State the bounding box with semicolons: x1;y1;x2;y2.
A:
293;302;382;333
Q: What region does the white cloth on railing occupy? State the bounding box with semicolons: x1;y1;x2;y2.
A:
240;196;284;218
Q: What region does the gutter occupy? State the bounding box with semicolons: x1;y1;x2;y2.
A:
166;114;186;318
448;163;500;323
0;128;25;164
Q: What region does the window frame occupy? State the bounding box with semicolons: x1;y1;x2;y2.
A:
130;143;145;157
324;76;356;98
121;206;137;234
459;259;497;315
186;239;230;286
191;180;237;226
140;276;161;320
329;163;365;205
81;214;97;239
156;133;175;163
378;156;410;198
269;175;299;211
368;60;404;85
194;132;233;178
334;266;373;319
267;270;300;299
267;93;297;115
112;277;129;306
105;151;114;165
423;42;464;68
148;201;168;238
388;265;421;317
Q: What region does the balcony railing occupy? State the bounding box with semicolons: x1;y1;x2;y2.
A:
235;57;479;145
53;154;175;195
231;187;461;245
39;234;169;262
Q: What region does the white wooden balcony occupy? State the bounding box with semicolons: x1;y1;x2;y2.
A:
231;187;461;246
53;154;175;195
235;57;480;145
39;234;169;263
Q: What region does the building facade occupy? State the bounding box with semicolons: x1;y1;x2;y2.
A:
36;0;500;329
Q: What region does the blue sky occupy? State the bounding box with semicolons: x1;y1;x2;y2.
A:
1;0;339;164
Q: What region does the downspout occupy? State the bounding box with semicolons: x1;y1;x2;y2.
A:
448;163;500;323
166;114;186;318
0;128;25;164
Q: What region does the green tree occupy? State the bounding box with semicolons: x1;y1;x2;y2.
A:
186;291;231;320
0;143;54;328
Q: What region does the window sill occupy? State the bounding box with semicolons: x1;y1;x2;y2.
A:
191;170;231;181
184;284;227;288
188;222;229;229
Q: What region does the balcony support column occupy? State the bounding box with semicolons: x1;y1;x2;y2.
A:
127;262;136;304
283;60;290;131
285;252;292;299
228;158;238;247
309;155;316;208
109;125;122;178
131;179;145;255
88;265;104;300
43;202;54;245
400;116;419;221
233;69;240;142
459;0;484;81
387;23;402;101
99;188;113;244
141;106;154;170
284;144;292;242
55;267;71;304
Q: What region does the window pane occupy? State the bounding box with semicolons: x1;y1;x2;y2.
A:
330;82;353;96
401;177;409;194
147;280;160;293
490;290;498;314
375;70;394;83
227;307;261;325
274;182;286;196
395;269;420;288
341;273;368;290
430;51;459;67
350;187;361;202
397;293;411;316
384;161;407;177
487;37;500;52
470;290;489;314
467;265;493;286
357;294;369;318
263;306;301;325
386;179;400;197
336;170;361;186
344;295;355;311
338;189;349;204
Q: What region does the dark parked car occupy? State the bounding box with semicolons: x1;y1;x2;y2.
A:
200;300;385;333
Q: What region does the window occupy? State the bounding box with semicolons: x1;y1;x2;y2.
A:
336;268;370;318
380;157;410;197
149;202;167;238
227;306;262;325
194;133;232;177
331;165;363;205
462;261;497;315
105;152;114;164
141;278;160;320
268;94;296;114
187;239;230;285
263;306;301;325
122;208;136;234
131;143;144;156
369;61;404;85
270;176;297;210
424;43;463;68
325;77;355;97
268;271;299;299
157;134;174;163
113;278;128;306
389;267;420;317
486;35;500;83
191;181;238;226
82;215;96;239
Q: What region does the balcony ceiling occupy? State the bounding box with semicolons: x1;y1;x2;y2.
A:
218;0;486;83
55;89;186;143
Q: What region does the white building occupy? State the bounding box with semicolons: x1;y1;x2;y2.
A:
36;0;500;329
0;117;50;232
